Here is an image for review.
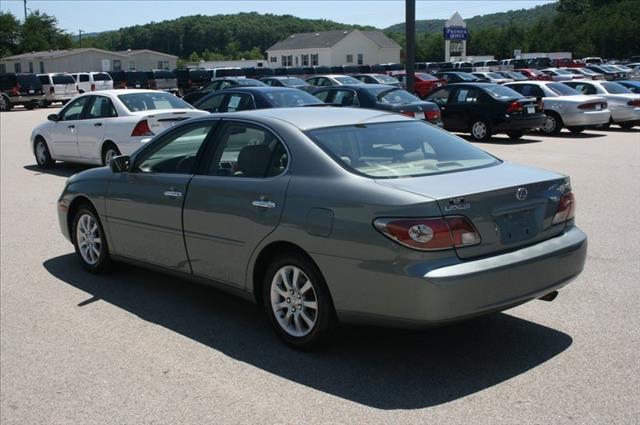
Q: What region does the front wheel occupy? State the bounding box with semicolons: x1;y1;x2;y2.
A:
262;254;334;349
72;206;112;273
34;138;55;168
0;96;10;111
469;119;492;141
619;121;636;129
506;130;524;139
102;143;121;166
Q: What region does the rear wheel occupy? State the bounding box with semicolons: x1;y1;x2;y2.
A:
34;138;55;168
0;95;11;111
568;126;585;134
101;142;121;166
25;101;37;110
262;253;334;349
619;121;636;129
72;206;112;273
506;130;524;139
469;119;492;141
541;112;562;135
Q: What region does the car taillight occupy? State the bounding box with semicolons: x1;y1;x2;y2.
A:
49;86;55;94
538;100;544;110
627;99;640;107
131;120;154;137
426;110;440;121
400;110;415;117
119;81;126;89
506;101;523;113
578;101;607;110
10;84;20;95
552;192;576;225
90;83;96;91
373;216;481;251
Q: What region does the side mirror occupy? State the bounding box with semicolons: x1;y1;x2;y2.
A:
110;155;130;173
47;114;59;122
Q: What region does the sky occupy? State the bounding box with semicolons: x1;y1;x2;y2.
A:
0;1;555;33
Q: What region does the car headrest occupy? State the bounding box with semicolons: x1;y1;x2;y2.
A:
237;145;272;177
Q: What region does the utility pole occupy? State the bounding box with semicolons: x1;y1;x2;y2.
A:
79;30;83;48
405;0;416;95
23;0;27;21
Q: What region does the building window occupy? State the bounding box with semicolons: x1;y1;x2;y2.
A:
28;62;33;73
39;61;44;73
281;55;292;67
113;60;122;71
311;54;319;66
14;63;21;73
346;54;353;64
157;60;169;70
128;60;136;70
357;53;364;65
0;64;6;73
301;54;309;66
295;56;299;66
270;56;277;63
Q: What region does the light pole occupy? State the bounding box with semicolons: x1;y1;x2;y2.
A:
405;0;416;95
79;29;84;48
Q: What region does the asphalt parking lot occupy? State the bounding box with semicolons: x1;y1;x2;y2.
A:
1;107;639;424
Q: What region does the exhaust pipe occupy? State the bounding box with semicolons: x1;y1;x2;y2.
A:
538;291;558;302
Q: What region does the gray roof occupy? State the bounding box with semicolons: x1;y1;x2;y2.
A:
267;29;400;52
1;48;125;61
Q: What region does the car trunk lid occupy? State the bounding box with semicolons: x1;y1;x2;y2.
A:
376;162;570;259
132;109;209;132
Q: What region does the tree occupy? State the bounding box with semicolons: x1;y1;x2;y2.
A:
19;11;72;53
0;12;21;57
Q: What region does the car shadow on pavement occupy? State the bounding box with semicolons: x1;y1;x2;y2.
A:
23;163;94;178
44;254;573;410
547;131;607;139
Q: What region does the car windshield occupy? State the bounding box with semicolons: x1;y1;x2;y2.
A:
601;82;632;94
600;65;618;72
280;77;308;86
376;74;400;83
483;85;522;100
305;121;499;179
456;73;477;81
373;88;419;104
52;74;76;84
93;73;111;81
264;90;323;107
486;72;505;79
118;92;193;111
506;72;527;80
547;83;581;96
335;76;362;84
553;69;573;75
415;73;437;81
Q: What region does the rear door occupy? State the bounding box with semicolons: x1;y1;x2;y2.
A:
183;120;290;287
447;87;482;130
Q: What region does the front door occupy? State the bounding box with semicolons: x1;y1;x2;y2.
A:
105;120;217;271
183;120;290;288
76;95;117;160
49;96;90;158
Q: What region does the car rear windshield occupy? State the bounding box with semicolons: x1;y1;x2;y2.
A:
415;73;437;81
52;74;76;84
547;83;580;96
153;70;175;79
264;90;322;107
280;77;308;86
373;88;419;104
16;74;41;87
305;121;499;178
118;92;193;112
125;72;149;82
93;73;111;81
486;72;505;79
335;76;361;84
601;82;632;94
483;85;522;100
236;78;266;86
375;74;400;83
553;69;573;75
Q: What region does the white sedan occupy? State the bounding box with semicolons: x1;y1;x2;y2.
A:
505;81;611;134
540;68;583;82
31;90;209;167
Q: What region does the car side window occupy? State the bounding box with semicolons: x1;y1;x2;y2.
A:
263;79;274;86
86;96;117;119
198;94;226;112
316;77;330;87
313;90;331;102
427;88;451;104
80;74;90;82
223;94;255;112
59;96;90;121
307;78;317;86
452;88;479;104
135;123;215;174
206;123;288;178
332;90;358;107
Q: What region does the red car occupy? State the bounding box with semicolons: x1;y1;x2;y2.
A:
550;58;584;68
389;71;446;98
514;68;554;81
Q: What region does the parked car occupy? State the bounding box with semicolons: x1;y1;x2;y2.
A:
110;71;151;89
435;71;482;84
260;76;316;93
525;57;552;69
71;72;114;93
312;84;442;126
0;73;44;111
514;69;554;81
496;71;529;82
616;80;640;93
30;90;209;167
562;80;640;128
550;58;583;68
305;74;363;87
585;65;626;80
352;73;401;87
181;77;266;105
56;107;587;348
389;71;446;98
38;73;79;106
472;60;499;68
146;70;178;93
471;72;512;84
175;68;213;96
505;81;610;134
581;57;603;65
194;86;324;113
540;68;582;82
425;82;546;140
560;67;605;80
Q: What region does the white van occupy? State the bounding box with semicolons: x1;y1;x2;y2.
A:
37;73;79;106
71;72;114;93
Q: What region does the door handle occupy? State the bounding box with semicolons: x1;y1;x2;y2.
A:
163;190;183;198
94;122;102;127
67;125;75;129
252;200;276;209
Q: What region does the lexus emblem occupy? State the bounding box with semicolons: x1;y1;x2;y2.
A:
515;187;528;201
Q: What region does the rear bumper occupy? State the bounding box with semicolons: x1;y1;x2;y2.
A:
562;109;611;126
6;94;44;105
494;113;546;131
610;106;640;123
331;226;587;327
45;94;76;102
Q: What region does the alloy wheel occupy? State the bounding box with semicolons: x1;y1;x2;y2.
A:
542;115;557;133
104;148;118;165
270;265;318;337
471;121;487;139
76;213;102;265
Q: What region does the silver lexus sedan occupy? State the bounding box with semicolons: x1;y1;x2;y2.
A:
56;108;587;348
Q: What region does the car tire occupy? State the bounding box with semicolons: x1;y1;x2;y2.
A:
101;143;121;166
262;253;335;349
0;95;11;111
25;102;37;110
34;137;55;168
469;118;492;141
567;126;585;134
619;122;635;129
506;130;524;139
72;205;112;274
541;112;562;135
599;120;611;130
178;88;185;97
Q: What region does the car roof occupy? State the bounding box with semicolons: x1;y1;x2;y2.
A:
315;83;396;91
311;74;354;78
224;107;411;131
218;86;304;93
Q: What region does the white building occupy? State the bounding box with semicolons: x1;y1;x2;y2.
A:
0;48;177;74
266;29;400;68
